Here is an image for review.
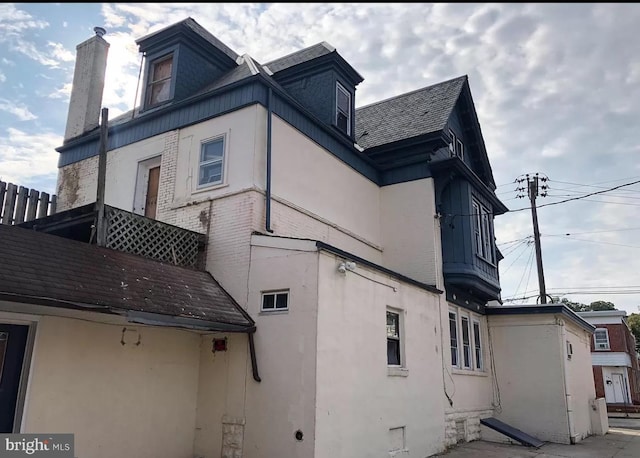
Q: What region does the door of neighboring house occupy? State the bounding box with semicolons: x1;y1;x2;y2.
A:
605;371;629;404
0;324;29;432
144;166;160;219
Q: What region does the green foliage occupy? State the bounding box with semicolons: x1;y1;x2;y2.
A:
627;313;640;353
589;301;616;311
560;298;616;312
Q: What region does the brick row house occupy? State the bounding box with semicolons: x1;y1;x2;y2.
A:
579;310;640;408
0;18;607;457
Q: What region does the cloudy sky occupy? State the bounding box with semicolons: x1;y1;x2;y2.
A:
1;3;639;314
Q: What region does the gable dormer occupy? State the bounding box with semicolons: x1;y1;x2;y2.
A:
136;18;239;111
265;42;364;142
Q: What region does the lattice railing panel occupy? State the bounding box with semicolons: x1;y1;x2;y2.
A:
105;206;202;267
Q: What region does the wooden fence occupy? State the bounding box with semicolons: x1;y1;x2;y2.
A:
0;181;56;225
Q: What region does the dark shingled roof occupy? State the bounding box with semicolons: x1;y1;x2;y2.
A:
136;17;239;63
265;42;334;73
355;75;467;150
0;224;253;331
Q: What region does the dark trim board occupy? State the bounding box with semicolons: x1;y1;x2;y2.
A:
485;305;596;333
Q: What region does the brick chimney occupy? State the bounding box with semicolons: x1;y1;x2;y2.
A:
64;27;110;141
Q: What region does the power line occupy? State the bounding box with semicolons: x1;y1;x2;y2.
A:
544;234;640;249
501;241;533;276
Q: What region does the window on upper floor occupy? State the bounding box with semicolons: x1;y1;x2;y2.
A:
387;309;402;366
261;290;289;312
336;82;351;136
146;54;174;108
594;328;610;350
449;306;485;372
449;129;464;160
472;198;495;264
198;136;226;188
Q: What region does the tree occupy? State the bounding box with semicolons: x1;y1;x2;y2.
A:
589;301;616;311
628;313;640;353
561;298;590;312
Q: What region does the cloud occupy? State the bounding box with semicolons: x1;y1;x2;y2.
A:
48;82;72;100
0;99;37;121
0;127;60;191
0;71;5;83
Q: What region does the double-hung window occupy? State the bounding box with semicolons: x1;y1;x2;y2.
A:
449;129;464;159
594;328;610;350
387;310;401;366
198;137;225;188
450;307;484;372
472;198;495;264
449;311;459;367
146;54;173;107
336;82;351;135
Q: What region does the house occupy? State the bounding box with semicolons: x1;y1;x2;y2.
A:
0;17;607;458
578;310;640;410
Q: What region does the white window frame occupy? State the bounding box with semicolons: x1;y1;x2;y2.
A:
594;328;610;351
197;135;226;189
387;309;403;367
449;129;457;157
335;82;351;135
449;310;459;368
472;198;495;264
456;138;464;160
473;320;483;370
261;290;289;312
461;316;472;369
450;306;486;373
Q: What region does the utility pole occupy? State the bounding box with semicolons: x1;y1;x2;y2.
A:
528;174;548;303
516;173;549;304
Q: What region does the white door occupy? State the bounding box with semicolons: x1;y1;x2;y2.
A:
605;371;629;404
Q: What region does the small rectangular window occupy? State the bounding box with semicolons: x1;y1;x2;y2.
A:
198;137;225;187
461;316;471;368
387;311;401;366
473;321;483;370
594;329;610;350
261;290;289;312
449;311;458;367
449;129;457;157
146;54;173;107
336;82;351;135
456;139;464;160
473;198;495;264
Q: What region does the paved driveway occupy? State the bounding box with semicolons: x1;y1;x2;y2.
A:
431;419;640;457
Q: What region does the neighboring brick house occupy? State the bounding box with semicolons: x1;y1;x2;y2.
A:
579;310;640;406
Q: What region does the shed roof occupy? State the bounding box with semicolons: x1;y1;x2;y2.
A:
0;224;253;332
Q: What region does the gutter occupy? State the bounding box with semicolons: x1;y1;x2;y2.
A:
266;86;273;233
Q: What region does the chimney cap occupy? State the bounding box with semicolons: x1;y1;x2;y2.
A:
94;26;106;38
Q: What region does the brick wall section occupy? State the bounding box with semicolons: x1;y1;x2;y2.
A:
56;156;99;211
593;366;604;399
156;129;179;226
590;323;630;353
220;415;245;458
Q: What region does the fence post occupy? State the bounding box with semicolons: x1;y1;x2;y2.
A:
1;183;17;225
14;186;28;224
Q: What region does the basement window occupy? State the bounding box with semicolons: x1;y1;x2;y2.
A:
261;290;289;312
146;54;174;107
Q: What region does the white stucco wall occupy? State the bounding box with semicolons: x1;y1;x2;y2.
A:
22;315;201;458
380;178;440;286
562;320;596;443
194;332;250;458
270;114;383;261
487;314;570;443
242;237;320;458
314;250;445;458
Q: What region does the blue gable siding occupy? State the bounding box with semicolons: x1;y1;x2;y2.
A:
173;45;229;102
281;69;335;127
58;81;267;167
446;104;474;170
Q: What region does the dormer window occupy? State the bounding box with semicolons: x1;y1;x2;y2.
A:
336;82;351;135
146;54;174;107
449;129;464;160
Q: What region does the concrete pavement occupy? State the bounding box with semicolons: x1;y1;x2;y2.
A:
431;419;640;457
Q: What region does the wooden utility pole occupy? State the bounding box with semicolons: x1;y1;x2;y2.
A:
527;173;547;304
96;107;108;246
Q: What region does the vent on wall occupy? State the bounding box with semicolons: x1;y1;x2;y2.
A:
566;340;573;360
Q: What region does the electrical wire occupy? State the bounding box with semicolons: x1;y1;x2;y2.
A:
544;234;640;249
501;241;532;276
511;246;535;304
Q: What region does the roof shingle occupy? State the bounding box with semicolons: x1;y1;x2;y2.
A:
355;76;467;150
265;42;334;73
0;225;253;330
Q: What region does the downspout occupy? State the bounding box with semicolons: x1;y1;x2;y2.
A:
248;330;261;382
265;87;274;233
558;318;576;443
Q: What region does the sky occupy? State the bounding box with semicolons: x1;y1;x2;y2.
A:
1;3;640;315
